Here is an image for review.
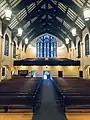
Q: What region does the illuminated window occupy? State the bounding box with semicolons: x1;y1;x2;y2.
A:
13;41;16;58
36;34;57;57
4;34;9;56
85;34;89;56
2;67;5;76
78;41;81;58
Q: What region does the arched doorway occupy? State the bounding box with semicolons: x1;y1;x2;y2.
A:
43;71;50;79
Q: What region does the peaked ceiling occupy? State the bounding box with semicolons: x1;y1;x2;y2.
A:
1;0;90;48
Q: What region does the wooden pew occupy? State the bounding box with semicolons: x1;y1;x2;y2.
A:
0;77;43;113
53;77;90;112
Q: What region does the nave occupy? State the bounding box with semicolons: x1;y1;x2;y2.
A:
1;0;90;119
1;76;90;120
32;78;67;120
0;76;67;120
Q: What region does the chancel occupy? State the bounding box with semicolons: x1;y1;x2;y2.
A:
0;0;90;120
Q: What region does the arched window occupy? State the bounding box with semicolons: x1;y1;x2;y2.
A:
4;34;9;56
36;34;57;58
85;34;89;56
78;41;81;58
2;66;6;76
13;41;16;58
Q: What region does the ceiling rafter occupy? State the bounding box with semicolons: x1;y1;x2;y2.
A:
27;30;68;49
41;24;66;37
12;0;33;11
21;21;59;41
26;19;75;47
21;14;75;46
26;24;66;43
72;0;89;8
57;0;83;16
11;1;78;42
16;7;73;39
40;14;74;38
15;8;76;46
56;0;87;30
1;0;89;48
12;9;46;40
40;20;68;39
6;0;11;8
9;0;44;30
49;0;85;31
21;20;67;45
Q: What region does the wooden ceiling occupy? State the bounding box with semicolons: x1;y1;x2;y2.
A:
1;0;90;48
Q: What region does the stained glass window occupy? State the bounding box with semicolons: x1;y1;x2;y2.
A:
4;34;9;56
78;41;81;58
85;34;89;56
2;67;5;76
13;41;16;58
36;34;57;57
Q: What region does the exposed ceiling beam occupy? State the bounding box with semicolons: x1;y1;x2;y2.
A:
9;0;45;30
26;30;68;49
49;0;83;32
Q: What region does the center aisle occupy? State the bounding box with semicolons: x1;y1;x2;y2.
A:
32;78;67;120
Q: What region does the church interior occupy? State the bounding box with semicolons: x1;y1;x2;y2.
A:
0;0;90;120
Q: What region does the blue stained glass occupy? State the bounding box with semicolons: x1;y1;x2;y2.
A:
13;41;16;58
78;41;81;58
36;34;57;58
44;43;46;57
51;43;53;57
36;43;39;57
40;43;43;57
47;43;49;57
85;34;89;56
4;34;9;56
44;34;49;39
39;43;41;57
